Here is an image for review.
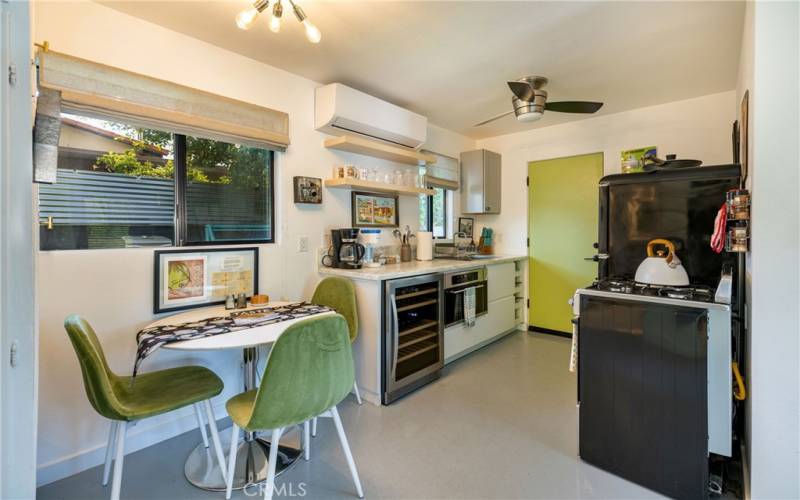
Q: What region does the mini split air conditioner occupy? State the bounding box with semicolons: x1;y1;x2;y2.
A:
314;83;428;149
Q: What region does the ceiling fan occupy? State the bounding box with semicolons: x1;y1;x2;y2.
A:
474;76;604;127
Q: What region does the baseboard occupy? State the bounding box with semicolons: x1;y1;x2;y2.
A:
528;325;571;339
36;401;229;487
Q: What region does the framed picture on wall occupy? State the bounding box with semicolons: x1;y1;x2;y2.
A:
351;191;399;228
153;247;258;313
458;217;475;239
293;176;322;204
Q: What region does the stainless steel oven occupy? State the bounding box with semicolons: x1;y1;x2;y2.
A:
444;267;488;327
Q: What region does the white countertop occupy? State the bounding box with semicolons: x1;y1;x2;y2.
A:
319;255;526;280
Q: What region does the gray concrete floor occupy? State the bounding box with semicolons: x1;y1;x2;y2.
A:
37;332;661;499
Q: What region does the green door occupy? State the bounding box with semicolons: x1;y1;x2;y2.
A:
528;153;603;333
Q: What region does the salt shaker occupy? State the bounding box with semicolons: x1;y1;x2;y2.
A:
225;294;235;310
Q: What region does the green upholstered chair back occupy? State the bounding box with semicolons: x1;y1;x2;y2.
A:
64;314;126;421
311;277;358;343
246;314;354;431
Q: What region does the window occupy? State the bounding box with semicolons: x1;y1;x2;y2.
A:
420;187;450;238
39;113;274;250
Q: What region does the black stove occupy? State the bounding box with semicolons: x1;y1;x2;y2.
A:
589;278;715;303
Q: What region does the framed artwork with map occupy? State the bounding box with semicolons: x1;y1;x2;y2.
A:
153;247;259;313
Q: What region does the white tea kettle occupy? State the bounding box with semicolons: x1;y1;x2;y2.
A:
634;239;690;286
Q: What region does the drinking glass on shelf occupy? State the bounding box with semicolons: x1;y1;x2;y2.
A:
359;168;369;180
394;170;403;185
368;168;378;182
383;172;393;184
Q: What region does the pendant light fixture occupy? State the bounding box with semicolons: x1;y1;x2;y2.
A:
235;0;321;43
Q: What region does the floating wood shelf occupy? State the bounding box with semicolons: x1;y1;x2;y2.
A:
324;178;435;196
323;135;437;166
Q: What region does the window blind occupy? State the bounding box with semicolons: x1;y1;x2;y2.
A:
37;50;290;151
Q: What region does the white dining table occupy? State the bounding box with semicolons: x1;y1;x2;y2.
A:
145;302;335;492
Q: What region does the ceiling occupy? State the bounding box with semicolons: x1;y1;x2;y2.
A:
99;1;745;139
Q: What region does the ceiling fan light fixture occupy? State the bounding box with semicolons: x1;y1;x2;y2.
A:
516;111;543;123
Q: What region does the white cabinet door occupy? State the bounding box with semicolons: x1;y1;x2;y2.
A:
487;262;515;302
444;296;517;362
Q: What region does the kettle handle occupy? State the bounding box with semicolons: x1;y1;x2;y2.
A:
646;239;676;263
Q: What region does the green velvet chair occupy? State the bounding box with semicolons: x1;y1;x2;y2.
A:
64;314;227;500
311;276;361;405
224;314;364;500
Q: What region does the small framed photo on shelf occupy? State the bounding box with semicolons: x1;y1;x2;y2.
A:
458;217;475;238
351;191;399;228
153;247;259;314
293;176;322;204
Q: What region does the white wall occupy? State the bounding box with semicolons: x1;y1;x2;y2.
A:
739;1;800;498
33;1;474;485
473;91;736;256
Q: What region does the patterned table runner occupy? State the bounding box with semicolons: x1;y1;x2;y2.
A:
133;302;332;377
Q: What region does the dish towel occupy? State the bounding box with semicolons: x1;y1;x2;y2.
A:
464;286;477;327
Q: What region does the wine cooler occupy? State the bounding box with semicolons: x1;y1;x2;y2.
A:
382;273;444;404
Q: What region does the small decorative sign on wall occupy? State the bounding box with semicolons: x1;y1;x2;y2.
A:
293;176;322;204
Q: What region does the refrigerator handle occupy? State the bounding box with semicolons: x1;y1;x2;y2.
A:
390;292;399;382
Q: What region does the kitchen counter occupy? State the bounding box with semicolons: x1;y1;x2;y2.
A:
318;255;527;280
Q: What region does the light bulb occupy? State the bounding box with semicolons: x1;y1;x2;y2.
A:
302;19;321;43
269;13;281;32
235;7;259;30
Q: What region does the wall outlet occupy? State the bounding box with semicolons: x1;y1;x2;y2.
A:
298;236;309;253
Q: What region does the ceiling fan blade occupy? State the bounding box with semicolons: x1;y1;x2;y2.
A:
507;81;535;101
544;101;604;114
473;110;514;127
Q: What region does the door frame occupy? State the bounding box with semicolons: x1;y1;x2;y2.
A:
526;152;604;336
1;1;37;497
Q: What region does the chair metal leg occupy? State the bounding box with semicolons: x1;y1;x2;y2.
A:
203;399;228;483
225;423;240;500
353;382;363;405
265;427;284;500
101;421;119;486
330;406;364;498
311;417;318;437
303;421;311;461
110;421;127;500
193;403;209;448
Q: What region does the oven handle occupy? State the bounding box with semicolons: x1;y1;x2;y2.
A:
445;283;486;295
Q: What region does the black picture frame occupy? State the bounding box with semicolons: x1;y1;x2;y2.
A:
351;191;399;228
458;217;475;238
293;176;322;204
153;247;259;314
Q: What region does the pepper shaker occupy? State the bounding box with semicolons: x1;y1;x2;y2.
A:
236;293;248;309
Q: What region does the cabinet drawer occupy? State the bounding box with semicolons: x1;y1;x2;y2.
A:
444;295;516;362
487;262;515;301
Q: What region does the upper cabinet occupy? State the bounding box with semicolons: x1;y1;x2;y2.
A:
460;149;502;214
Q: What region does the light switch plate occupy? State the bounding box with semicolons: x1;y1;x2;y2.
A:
298;236;309;253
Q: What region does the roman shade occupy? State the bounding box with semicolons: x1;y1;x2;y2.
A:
37;50;290;151
423;151;459;190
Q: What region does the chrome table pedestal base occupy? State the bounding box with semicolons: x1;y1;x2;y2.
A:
184;346;303;491
184;429;303;491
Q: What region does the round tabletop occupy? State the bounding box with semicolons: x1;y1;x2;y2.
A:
145;302;336;351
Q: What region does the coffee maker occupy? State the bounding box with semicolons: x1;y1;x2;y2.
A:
325;228;366;269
